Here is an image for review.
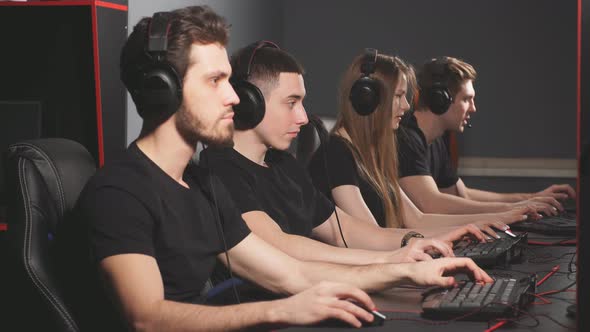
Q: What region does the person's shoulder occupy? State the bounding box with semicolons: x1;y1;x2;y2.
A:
93;155;144;184
268;148;295;160
268;149;308;174
201;146;254;170
399;123;419;135
397;116;424;149
327;135;354;154
267;148;299;166
199;146;234;163
200;147;258;184
431;135;449;151
84;151;155;199
309;135;354;170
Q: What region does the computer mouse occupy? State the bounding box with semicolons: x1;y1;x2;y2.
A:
367;309;386;326
315;303;386;327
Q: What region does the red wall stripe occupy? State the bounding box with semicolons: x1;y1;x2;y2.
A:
96;1;128;11
91;4;105;166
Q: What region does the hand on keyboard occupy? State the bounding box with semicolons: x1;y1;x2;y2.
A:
512;196;562;216
405;257;493;288
390;237;454;262
473;220;511;239
497;205;540;224
429;224;488;248
534;183;576;201
449;232;527;268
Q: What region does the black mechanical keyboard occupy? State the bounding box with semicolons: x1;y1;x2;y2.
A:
422;275;536;320
511;212;576;236
451;232;528;268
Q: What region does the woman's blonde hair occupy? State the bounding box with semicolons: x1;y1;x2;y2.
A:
332;53;416;228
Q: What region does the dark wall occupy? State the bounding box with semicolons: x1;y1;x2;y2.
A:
462;176;575;194
282;0;577;159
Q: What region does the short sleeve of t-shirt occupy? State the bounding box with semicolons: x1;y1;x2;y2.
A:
308;136;389;227
81;185;156;262
325;137;361;188
308;136;361;197
287;156;336;228
397;126;431;178
430;138;459;189
311;192;335;228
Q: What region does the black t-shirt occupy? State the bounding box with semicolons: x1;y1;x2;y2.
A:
307;135;386;227
58;143;251;328
397;112;459;189
199;147;335;237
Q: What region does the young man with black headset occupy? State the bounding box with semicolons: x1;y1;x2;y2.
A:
59;7;493;331
199;42;499;282
396;56;575;215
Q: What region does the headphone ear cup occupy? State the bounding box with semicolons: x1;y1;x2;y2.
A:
231;78;266;130
137;62;182;120
349;76;380;116
427;82;452;115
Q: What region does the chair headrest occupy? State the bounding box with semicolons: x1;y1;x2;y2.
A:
296;114;331;167
6;138;96;220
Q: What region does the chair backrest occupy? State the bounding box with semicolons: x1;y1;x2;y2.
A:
296;114;331;167
3;138;96;331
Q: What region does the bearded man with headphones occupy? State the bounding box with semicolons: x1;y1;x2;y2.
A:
63;6;415;330
397;57;575;216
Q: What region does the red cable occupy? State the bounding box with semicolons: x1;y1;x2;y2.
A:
537;289;576;296
484;320;508;332
537;265;560;287
484;264;559;332
531;293;552;305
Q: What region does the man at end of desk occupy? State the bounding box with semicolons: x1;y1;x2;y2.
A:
396;56;575;216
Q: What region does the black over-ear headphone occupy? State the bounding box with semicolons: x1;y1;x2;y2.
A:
131;12;183;121
349;48;381;116
231;40;281;130
424;58;453;115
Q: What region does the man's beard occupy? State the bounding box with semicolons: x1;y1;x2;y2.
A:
175;106;234;147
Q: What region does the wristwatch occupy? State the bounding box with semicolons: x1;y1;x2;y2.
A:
401;231;424;247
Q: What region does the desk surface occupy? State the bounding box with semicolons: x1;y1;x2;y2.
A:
287;234;577;331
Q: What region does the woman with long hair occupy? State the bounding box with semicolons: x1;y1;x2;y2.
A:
308;52;533;237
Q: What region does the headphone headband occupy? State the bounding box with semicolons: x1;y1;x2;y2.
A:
360;48;378;76
430;57;449;85
233;40;280;80
147;12;174;56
